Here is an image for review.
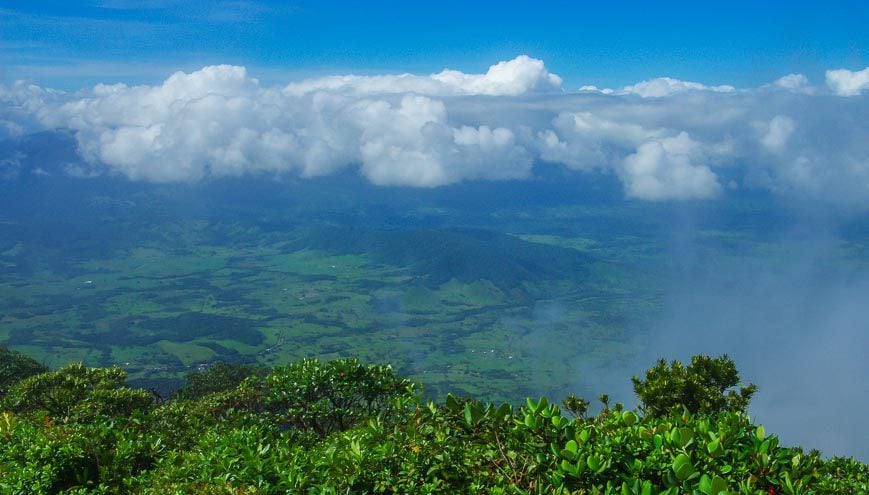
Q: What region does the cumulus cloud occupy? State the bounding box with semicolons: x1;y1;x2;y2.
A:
2;58;551;186
351;95;531;187
432;55;563;96
0;81;65;136
759;115;795;153
826;67;869;96
578;85;613;94
619;132;722;200
537;111;658;171
616;77;735;98
284;55;562;97
770;73;813;93
577;77;736;98
1;55;868;204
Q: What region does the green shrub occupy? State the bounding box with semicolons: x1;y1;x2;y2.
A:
632;355;757;416
2;363;152;421
0;345;49;400
261;358;416;435
172;363;267;401
1;353;865;495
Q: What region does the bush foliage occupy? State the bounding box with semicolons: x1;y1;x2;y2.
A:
632;355;757;417
0;345;49;398
0;353;865;495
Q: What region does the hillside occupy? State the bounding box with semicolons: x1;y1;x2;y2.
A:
287;226;594;292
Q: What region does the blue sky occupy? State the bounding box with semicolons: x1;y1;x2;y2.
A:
1;0;866;89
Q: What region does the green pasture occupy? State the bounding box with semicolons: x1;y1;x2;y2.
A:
4;185;865;404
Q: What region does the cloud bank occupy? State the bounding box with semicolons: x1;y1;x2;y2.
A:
1;56;868;204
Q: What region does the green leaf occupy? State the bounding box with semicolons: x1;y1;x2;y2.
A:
710;475;728;495
677;427;694;448
707;438;722;457
526;396;547;414
668;428;680;446
755;425;766;441
672;453;695;481
551;415;567;429
445;394;461;412
699;474;729;495
699;474;712;494
641;480;652;495
560;459;577;476
560;440;578;461
526;397;539;413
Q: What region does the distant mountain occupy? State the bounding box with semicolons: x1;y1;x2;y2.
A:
290;226;593;293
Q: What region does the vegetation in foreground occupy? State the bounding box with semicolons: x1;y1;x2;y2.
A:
0;347;865;495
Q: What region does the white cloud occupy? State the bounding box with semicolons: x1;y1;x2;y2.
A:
771;73;813;93
619;132;722;200
0;81;64;136
537;111;658;171
760;115;795;153
826;67;869;96
431;55;563;96
617;77;735;98
1;57;868;206
7;61;539;186
284;55;562;97
578;85;613;94
352;95;531;187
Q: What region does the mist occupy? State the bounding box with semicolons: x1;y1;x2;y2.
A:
581;206;869;461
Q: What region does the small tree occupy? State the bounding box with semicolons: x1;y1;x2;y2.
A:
172;362;266;400
3;363;152;419
263;358;415;435
0;346;48;400
632;354;756;416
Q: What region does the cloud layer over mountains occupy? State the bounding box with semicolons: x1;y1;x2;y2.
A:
1;56;867;203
